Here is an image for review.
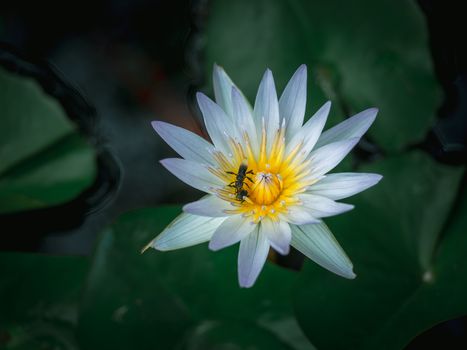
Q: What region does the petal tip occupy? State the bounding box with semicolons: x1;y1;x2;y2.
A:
277;246;290;256
293;64;307;80
349;137;361;146
181;203;192;213
151;120;164;133
365;173;384;187
347;270;357;279
213;62;226;71
345;203;355;211
263;68;274;80
238;276;254;288
196;91;207;104
213;63;226;77
322;100;332;112
159;158;178;171
141;239;155;254
208;240;222;252
375;174;383;182
363;107;379;122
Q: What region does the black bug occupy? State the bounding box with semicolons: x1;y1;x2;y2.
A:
227;162;254;202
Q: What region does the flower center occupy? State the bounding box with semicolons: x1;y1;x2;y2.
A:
209;121;315;223
249;170;283;205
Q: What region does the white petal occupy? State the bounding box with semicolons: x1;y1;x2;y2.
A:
238;226;270;288
231;86;259;155
316;108;378;148
150;213;226;251
308;173;383;200
254;69;280;151
209;215;257;251
183;195;234;217
196;92;238;154
160;158;223;194
213;64;236;118
298;194;354;218
152;121;215;165
279;64;307;141
260;219;291;255
282;206;321;225
308;138;359;178
285;101;330;157
290;222;355;279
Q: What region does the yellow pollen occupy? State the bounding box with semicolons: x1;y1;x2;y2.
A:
249;172;282;205
215;122;311;222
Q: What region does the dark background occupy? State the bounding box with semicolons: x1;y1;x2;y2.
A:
1;0;206;254
1;0;466;349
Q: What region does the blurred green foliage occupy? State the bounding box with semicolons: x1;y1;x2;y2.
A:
0;207;313;350
0;253;88;349
78;206;312;350
0;67;96;214
204;0;441;152
294;152;465;349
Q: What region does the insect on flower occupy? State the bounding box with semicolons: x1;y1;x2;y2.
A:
227;161;254;202
144;64;382;288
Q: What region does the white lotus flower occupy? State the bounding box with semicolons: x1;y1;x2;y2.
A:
145;64;382;288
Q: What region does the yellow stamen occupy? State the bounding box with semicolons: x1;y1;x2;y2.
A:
217;122;309;222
